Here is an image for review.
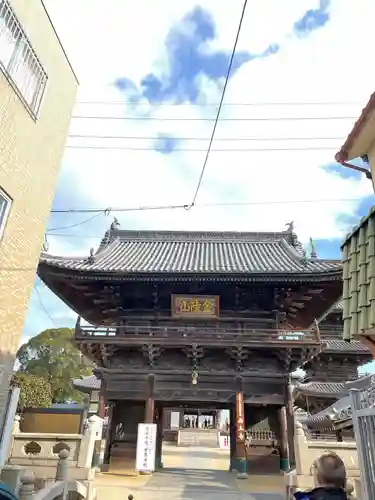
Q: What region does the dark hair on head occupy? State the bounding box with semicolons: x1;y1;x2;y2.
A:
313;452;347;489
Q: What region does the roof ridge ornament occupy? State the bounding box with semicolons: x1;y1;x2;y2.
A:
284;220;304;255
88;248;95;264
285;221;294;233
110;217;120;231
310;237;317;259
100;217;121;248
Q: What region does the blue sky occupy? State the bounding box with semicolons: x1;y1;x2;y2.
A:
23;0;375;371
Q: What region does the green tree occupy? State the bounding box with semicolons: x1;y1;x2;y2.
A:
10;372;52;410
17;328;93;403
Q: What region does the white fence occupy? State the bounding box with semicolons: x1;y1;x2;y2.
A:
350;376;375;500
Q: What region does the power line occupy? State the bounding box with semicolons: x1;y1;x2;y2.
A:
35;285;57;327
65;145;338;152
75;100;363;107
50;203;190;214
49;197;366;215
47;213;105;232
71;114;358;122
68;134;344;141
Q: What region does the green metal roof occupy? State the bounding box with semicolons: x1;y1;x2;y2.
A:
341;205;375;340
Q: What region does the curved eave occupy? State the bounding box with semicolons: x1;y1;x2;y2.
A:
38;262;343;283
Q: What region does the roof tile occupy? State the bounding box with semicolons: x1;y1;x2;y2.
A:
323;339;370;353
73;375;101;391
40;229;342;276
305;395;351;426
295;381;346;396
341;206;375;339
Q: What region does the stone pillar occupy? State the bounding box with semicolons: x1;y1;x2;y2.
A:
19;473;35;500
99;393;106;419
102;402;114;471
286;377;295;468
55;449;69;482
145;375;155;423
77;414;102;469
294;421;309;475
235;389;248;478
179;409;185;428
155;406;164;470
229;406;236;471
278;406;289;471
162;408;170;429
215;409;221;429
336;429;343;442
212;411;217;428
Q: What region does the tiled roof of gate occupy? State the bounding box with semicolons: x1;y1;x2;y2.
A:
296;373;374;401
72;375;101;392
305;395;352;428
39;229;342;275
323;339;370;353
294;381;346;397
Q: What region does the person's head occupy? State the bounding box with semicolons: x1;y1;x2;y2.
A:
313;453;347;489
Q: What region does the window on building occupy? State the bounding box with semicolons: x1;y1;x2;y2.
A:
0;0;47;117
0;188;12;240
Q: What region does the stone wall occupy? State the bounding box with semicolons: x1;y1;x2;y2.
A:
290;421;360;494
3;415;101;483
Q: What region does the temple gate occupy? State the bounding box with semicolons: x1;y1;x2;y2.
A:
38;225;342;474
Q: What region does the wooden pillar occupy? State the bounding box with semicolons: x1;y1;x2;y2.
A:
155;406;164;470
145;375;155;423
235;378;248;478
278;406;289;471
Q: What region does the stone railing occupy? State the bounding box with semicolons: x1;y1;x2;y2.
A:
16;449;94;500
286;422;359;496
3;414;102;484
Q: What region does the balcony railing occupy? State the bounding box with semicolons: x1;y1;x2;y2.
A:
74;317;321;345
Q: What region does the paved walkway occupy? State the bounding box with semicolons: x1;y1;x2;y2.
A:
95;444;285;500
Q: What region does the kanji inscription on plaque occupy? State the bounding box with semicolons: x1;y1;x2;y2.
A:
171;295;219;319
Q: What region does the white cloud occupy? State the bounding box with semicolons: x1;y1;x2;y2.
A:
42;0;374;253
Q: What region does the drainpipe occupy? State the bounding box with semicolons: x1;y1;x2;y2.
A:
334;157;372;179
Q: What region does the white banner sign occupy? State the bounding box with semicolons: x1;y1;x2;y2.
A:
219;435;230;449
136;423;157;472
